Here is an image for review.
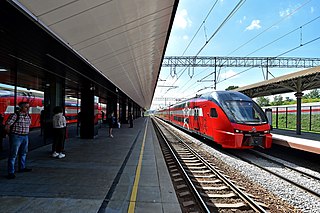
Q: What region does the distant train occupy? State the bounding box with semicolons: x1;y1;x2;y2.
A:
155;91;272;149
0;95;105;128
262;102;320;114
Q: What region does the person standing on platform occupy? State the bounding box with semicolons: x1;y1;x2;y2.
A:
52;106;66;159
101;110;105;123
129;112;133;128
5;102;32;179
108;112;116;138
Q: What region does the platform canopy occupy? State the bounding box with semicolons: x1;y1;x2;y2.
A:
235;66;320;98
235;66;320;135
13;0;178;109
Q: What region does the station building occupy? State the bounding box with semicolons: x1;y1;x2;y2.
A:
0;0;178;143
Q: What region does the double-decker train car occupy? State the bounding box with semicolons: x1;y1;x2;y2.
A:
0;95;43;128
155;91;272;149
0;95;82;128
64;101;80;124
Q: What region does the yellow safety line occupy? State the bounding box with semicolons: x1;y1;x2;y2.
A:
127;119;148;213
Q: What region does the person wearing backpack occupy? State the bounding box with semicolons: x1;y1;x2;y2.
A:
5;102;32;179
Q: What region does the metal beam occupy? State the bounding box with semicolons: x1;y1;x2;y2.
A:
153;97;186;101
162;56;320;68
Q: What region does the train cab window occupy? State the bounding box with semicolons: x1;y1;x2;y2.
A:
210;108;218;118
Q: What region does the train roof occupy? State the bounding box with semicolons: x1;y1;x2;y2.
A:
162;91;252;110
200;91;252;104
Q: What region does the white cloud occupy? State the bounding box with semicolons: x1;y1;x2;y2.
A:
182;35;189;40
220;69;238;79
310;7;314;13
173;9;192;29
238;16;247;24
279;8;291;17
245;20;261;31
279;4;301;17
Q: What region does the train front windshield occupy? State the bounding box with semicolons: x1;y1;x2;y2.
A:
223;100;268;124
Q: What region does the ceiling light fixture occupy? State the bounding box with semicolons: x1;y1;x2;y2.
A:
0;67;9;72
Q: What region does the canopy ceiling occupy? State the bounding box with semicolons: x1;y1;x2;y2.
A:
13;0;178;109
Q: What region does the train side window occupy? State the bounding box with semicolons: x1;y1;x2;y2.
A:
210;108;218;118
5;106;15;114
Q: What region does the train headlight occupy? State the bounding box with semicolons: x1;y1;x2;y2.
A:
234;129;243;133
264;130;270;134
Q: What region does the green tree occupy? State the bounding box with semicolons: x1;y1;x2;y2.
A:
283;96;295;105
225;86;239;91
256;96;270;106
272;95;284;106
303;89;320;99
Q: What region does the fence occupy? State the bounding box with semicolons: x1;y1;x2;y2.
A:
267;104;320;133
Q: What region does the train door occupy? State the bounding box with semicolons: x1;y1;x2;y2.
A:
193;107;200;131
202;106;208;135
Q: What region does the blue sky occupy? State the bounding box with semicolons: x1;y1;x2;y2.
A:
151;0;320;109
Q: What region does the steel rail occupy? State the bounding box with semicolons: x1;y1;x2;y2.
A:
172;133;268;213
152;118;211;213
153;116;267;212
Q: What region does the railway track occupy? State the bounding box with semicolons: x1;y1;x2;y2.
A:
227;149;320;199
152;117;268;212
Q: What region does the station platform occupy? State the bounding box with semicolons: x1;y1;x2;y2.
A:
271;129;320;154
0;117;181;213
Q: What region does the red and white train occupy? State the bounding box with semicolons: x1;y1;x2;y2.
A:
0;95;105;128
0;95;80;128
155;91;272;149
262;102;320;114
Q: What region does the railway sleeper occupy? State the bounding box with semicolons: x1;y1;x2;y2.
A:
201;186;229;190
192;174;216;178
182;200;196;207
178;191;191;197
185;166;207;169
170;169;179;173
184;162;203;166
176;184;188;190
182;159;201;163
188;169;212;173
195;179;222;184
171;173;181;178
180;157;198;160
200;192;237;198
178;152;192;154
207;202;248;209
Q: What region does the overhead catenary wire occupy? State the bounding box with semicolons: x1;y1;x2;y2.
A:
181;0;219;56
163;0;246;95
195;0;246;56
226;0;312;56
161;0;220;84
158;0;317;104
246;15;320;56
185;0;316;89
192;0;314;87
217;35;320;85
